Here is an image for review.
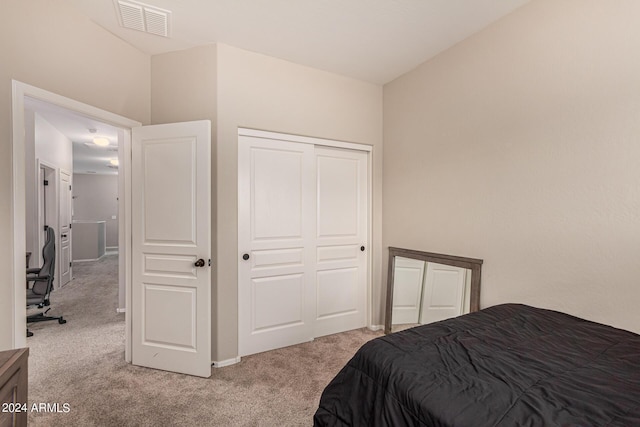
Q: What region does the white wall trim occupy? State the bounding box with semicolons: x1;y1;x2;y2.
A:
238;128;373;152
368;324;384;332
118;128;133;362
11;80;140;351
212;357;241;368
11;81;27;348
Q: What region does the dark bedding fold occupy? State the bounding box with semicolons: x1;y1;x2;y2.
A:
314;304;640;427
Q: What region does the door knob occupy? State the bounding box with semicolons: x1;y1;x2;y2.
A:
194;258;205;267
360;246;365;252
242;253;250;261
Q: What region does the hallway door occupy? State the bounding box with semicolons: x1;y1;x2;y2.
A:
59;170;72;286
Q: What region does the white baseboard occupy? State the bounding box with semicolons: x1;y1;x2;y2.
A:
368;324;384;331
212;356;241;368
73;251;110;263
116;308;126;313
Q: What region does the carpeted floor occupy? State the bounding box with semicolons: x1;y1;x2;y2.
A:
26;253;382;426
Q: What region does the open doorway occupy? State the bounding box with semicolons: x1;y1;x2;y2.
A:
24;97;124;347
11;81;140;358
25;96;123;329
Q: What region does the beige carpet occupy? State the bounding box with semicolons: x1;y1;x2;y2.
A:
26;253;382;426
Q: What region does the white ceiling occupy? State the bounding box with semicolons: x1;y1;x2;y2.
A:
26;97;120;175
65;0;530;84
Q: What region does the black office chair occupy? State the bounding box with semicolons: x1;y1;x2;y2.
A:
27;227;66;337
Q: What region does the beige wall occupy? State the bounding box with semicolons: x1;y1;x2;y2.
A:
34;113;73;173
0;0;150;349
72;174;119;249
383;0;640;333
216;44;383;361
151;44;218;125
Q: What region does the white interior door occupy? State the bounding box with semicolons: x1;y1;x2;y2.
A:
238;136;316;356
420;262;466;325
132;120;211;378
59;170;72;287
314;147;368;337
392;257;425;325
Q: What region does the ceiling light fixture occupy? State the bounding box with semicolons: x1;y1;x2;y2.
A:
93;137;110;147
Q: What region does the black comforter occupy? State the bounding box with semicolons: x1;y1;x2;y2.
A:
314;304;640;426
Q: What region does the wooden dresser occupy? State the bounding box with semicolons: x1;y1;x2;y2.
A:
0;348;28;427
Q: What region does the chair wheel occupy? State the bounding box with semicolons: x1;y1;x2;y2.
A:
59;318;67;324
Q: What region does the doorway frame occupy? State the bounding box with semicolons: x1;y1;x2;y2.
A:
11;80;140;359
35;160;59;285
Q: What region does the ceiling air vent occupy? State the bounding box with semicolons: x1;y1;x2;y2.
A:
114;0;171;37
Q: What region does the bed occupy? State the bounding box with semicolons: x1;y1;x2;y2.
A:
314;304;640;426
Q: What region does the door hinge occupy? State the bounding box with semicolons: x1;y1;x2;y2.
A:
69;185;72;191
69;223;72;229
69;262;72;267
44;225;49;231
43;180;49;186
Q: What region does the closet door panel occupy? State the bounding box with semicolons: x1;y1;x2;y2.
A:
238;137;315;356
314;147;368;338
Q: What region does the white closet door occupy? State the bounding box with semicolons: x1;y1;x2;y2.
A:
238;136;316;356
314;147;368;337
420;262;466;325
